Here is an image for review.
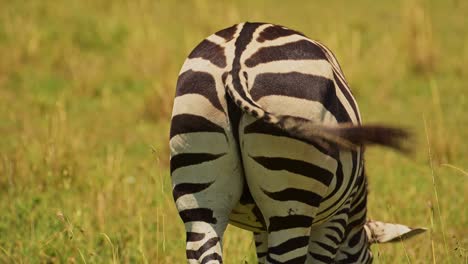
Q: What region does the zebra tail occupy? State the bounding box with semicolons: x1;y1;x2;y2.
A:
277;116;411;153
224;73;410;153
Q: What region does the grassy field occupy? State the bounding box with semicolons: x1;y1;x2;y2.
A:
0;0;467;263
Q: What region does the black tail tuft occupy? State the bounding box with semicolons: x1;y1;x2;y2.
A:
275;115;411;153
329;125;411;153
339;125;410;152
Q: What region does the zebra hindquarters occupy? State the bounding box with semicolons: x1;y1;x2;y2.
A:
334;173;373;264
170;115;244;263
239;114;338;263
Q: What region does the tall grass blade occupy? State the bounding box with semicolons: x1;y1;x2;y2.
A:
423;115;450;262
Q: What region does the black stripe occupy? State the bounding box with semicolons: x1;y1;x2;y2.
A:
243;119;331;154
315;241;337;255
334;203;351;216
239;182;255;205
231;22;262;106
257;252;267;258
347;214;366;234
313;38;361;124
330;217;347;228
179;208;217;224
268;236;309;255
362;251;372;263
349;177;366;214
348;229;363;247
173;182;214;201
337;245;367;263
251;156;333;186
257;25;304;43
268;215;313;232
186;237;220;260
347;214;366;237
309;252;333;263
349;193;366;216
186;232;205;242
176;70;224;112
332;71;361;123
244;117;287;136
325;233;340;244
170;114;225;139
262;188;322;207
317;151;359;222
326;226;344;240
188;40;226;68
226;89;242;148
245;40;327;67
215;24;237;41
201;253;222;264
170;153;226;174
322;158;343;201
250;72;350;123
266;254;307;264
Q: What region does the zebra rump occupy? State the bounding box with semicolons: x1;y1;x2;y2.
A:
170;22;424;264
225;75;410;153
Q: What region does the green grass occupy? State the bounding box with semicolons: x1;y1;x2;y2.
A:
0;0;467;263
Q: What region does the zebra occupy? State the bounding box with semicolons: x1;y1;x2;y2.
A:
169;22;425;263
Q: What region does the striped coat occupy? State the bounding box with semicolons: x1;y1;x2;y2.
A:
170;22;424;264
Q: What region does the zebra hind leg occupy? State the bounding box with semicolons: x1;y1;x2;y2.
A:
307;203;352;263
171;143;244;263
175;176;243;263
183;222;225;264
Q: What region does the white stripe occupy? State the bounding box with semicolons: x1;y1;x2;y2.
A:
174;194;200;210
185;223;221;262
179;57;229;114
206;34;228;45
262;33;312;47
310;40;362;122
241;32;311;64
257;95;338;125
170;132;228;156
171;94;226;127
333;70;362;122
223;23;242;72
171;153;230;184
240;24;274;63
315;148;361;223
333;78;359;124
268;227;312;246
179;57;224;75
314;150;355;218
310;40;345;79
236;24;272;104
271;247;309;262
243;133;338;174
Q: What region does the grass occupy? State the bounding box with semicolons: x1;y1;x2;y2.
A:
0;0;467;263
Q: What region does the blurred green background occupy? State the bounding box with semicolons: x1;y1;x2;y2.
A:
0;0;466;263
